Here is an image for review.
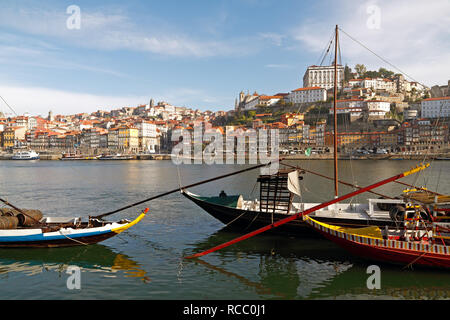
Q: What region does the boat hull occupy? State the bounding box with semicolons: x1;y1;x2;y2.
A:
11;157;39;160
0;231;117;248
325;233;450;268
182;191;396;236
0;209;148;248
304;216;450;269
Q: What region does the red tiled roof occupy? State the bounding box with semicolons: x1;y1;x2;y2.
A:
423;97;450;101
292;86;323;92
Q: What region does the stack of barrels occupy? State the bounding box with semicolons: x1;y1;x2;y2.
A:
0;208;43;229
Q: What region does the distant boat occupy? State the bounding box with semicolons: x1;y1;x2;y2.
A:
60;153;99;160
12;150;39;160
98;153;134;160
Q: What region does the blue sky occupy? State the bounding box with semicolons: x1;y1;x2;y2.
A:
0;0;449;116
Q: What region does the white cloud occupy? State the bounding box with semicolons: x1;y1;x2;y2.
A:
0;5;249;58
0;84;230;116
259;32;285;46
265;64;291;69
0;85;149;116
291;0;450;86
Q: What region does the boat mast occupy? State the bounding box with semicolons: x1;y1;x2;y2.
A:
333;24;339;198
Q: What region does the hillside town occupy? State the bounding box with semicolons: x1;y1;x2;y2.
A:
1;64;449;159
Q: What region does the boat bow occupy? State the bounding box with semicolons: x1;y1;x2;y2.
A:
111;208;149;234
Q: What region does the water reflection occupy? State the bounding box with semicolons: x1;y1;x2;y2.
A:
0;245;150;283
187;227;354;299
187;226;450;299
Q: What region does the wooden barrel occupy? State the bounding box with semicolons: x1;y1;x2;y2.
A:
1;208;43;226
0;216;19;229
17;210;43;227
0;208;16;216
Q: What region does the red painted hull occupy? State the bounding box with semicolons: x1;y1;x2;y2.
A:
318;229;450;269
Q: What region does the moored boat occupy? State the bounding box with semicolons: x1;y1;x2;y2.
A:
0;206;148;248
12;150;39;160
98;153;134;160
303;212;450;269
61;153;99;160
182;167;415;235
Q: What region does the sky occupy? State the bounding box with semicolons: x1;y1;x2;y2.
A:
0;0;449;117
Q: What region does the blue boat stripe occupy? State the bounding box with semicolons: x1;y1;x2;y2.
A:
0;229;110;242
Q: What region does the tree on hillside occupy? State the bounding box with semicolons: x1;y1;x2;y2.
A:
378;67;394;79
344;64;352;81
354;64;367;78
364;70;379;78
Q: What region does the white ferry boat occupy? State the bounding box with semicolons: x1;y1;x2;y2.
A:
12;150;40;160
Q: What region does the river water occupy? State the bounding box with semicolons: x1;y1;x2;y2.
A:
0;159;449;300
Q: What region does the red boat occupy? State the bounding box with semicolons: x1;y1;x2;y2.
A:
303;210;450;269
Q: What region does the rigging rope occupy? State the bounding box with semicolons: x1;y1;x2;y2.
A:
413;101;444;189
338;28;428;89
0;95;18;116
317;31;335;66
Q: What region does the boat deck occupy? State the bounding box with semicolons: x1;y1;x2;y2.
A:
240;200;391;221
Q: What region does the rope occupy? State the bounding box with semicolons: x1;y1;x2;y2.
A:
317;31;335;66
58;229;88;246
0;95;18;116
413;101;444;188
224;210;249;228
338;28;428;89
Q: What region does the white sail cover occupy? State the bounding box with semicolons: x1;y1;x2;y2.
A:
287;170;301;197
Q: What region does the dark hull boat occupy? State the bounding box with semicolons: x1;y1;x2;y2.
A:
182;190;403;236
182;164;440;237
182;190;315;236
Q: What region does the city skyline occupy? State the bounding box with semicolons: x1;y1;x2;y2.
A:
0;0;448;116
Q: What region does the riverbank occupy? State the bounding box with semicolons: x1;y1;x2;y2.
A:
1;152;449;161
0;152;450;163
283;153;450;160
0;153;173;160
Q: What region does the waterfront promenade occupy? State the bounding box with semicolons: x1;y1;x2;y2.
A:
1;151;449;161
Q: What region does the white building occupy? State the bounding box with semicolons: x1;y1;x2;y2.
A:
288;87;327;104
329;99;365;118
421;97;450;118
303;65;344;90
258;95;282;106
107;128;119;150
366;100;391;118
329;99;391;119
348;78;396;92
135;120;158;153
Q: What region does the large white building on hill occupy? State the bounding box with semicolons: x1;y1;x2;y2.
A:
303;65;344;90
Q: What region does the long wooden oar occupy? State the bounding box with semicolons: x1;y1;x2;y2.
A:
94;160;280;219
184;163;429;259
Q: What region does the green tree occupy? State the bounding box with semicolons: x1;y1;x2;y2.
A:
354;64;367;78
344;64;352;81
378;67;394;79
